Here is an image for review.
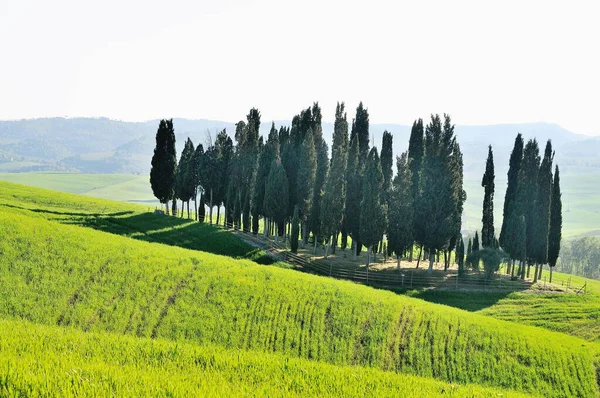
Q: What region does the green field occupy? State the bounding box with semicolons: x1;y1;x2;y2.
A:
2;172;600;237
0;319;531;397
0;181;599;397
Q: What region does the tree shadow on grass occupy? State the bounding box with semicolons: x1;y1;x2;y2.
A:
63;212;277;265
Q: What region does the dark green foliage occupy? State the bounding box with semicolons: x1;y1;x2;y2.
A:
503;210;526;264
467;238;472;255
414;114;462;271
150;119;177;208
351;102;370;163
200;145;219;223
467;248;507;279
359;148;387;265
456;237;465;276
532;140;554;265
291;205;300;253
519;139;541;264
387;152;413;258
309;138;329;242
380;131;393;205
320;103;348;248
344;135;361;251
264;159;289;236
473;231;480;252
548;166;562;272
174;138;195;216
214;129;234;214
481;145;495;247
499;134;523;249
296;129;317;242
253;124;279;232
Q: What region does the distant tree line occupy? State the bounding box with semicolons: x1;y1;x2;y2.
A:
150;103;562;278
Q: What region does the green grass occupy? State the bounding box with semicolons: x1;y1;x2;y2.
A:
409;290;600;343
0;181;282;267
0;185;598;396
0;319;530;398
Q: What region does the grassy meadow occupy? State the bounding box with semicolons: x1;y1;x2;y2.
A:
0;181;599;397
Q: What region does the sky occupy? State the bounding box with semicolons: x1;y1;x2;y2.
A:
1;0;599;135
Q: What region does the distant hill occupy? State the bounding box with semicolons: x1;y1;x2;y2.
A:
0;117;598;179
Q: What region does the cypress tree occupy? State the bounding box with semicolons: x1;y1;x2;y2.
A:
264;158;289;240
467;238;472;255
150;119;177;214
387;151;413;268
380;131;394;204
457;236;465;276
253;124;279;234
344;135;361;256
174;138;195;218
473;231;480;252
359;147;387;268
351;102;370;163
200;145;219;224
533;140;554;281
214;129;234;225
407;119;424;261
296;128;317;244
320;102;349;258
309;138;329;251
520;139;541;278
548;165;562;283
414;114;460;272
481;145;495;247
499;133;524;249
198;192;206;222
448;137;467;270
290;205;300;254
190;143;204;220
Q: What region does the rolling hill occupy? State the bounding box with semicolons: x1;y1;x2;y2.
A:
0;181;598;397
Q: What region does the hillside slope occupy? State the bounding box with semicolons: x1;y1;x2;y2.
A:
0;319;530;398
0;187;597;396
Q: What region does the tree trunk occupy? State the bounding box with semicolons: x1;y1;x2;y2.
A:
165;200;169;216
428;252;435;273
332;232;338;254
444;251;448;271
314;237;318;255
550;266;553;283
533;263;539;283
352;240;357;260
264;217;269;238
366;245;371;284
416;246;422;269
397;255;400;269
324;237;330;259
409;246;414;262
520;260;526;280
526;263;531;279
209;189;214;225
194;197;198;221
511;259;516;278
217;206;221;225
538;263;543;280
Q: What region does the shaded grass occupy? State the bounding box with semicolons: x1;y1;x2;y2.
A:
0;207;598;397
0;180;283;266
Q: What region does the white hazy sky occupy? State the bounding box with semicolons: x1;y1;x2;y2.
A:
1;0;599;135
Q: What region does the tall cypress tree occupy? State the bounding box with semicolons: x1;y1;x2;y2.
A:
309;138;329;250
296;128;317;244
467;238;473;255
387;151;413;268
190;143;204;221
499;133;524;249
407;119;425;261
351;102;370;163
520;139;541;278
548;165;562;283
321;103;349;258
414;114;459;272
264;158;289;239
481;145;495;247
359;147;387;268
533;140;554;281
253;123;279;234
214;129;234;225
380;131;394;204
174;138;195;218
344;135;361;256
200;144;219;224
456;236;465;276
473;231;480;252
150;119;177;214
